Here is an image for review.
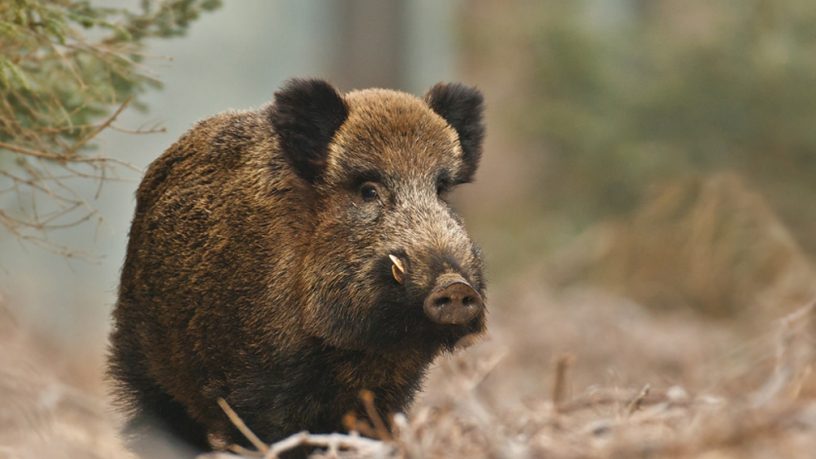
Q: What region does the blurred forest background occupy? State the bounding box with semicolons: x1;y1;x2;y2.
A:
461;0;816;319
2;1;816;457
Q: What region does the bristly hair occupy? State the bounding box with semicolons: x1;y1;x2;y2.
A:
424;83;485;183
268;78;349;182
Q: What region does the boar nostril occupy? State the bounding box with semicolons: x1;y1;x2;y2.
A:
434;296;450;307
423;276;484;325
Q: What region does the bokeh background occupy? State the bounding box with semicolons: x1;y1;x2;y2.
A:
2;1;816;457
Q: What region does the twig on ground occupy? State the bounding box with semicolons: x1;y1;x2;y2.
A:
360;390;392;441
625;384;651;416
217;398;269;455
263;432;392;459
552;353;574;412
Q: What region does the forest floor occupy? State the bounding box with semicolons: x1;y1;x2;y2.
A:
2;281;815;459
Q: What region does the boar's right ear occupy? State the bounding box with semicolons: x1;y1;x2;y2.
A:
268;79;348;183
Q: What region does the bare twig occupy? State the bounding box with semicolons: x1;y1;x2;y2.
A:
626;384;651;416
217;398;270;455
360;389;392;441
552;353;574;412
263;432;392;459
64;97;132;156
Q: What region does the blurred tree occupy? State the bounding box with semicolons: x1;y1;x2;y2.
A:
0;0;220;252
330;0;407;90
463;0;816;259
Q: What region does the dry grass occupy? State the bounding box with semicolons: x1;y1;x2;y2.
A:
201;286;816;459
548;173;816;319
2;284;815;459
0;299;133;459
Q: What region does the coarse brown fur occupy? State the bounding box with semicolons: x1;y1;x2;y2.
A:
108;79;486;455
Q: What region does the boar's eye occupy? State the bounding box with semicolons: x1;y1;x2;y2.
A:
359;182;379;202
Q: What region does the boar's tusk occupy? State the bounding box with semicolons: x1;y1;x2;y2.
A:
391;264;405;284
388;254;405;273
389;254;405;284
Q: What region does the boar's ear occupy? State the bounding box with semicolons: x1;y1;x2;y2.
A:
425;83;485;182
268;78;348;182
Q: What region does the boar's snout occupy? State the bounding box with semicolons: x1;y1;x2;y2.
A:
423;273;484;325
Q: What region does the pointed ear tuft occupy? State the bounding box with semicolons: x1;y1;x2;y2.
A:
425;83;485;182
268;79;348;182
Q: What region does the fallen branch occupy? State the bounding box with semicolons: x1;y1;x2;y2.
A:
264;432;393;459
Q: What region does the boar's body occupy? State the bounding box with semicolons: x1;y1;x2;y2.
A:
108;80;486;453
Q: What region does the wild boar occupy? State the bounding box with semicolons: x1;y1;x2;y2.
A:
108;78;487;454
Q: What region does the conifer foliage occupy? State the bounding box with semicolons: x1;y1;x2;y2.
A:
0;0;220;249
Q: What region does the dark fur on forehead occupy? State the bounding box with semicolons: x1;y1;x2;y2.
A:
424;83;485;182
268;78;348;182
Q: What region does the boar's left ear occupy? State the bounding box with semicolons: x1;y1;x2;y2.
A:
268;78;349;183
425;83;485;182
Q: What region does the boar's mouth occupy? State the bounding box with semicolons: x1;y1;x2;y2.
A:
359;252;486;350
